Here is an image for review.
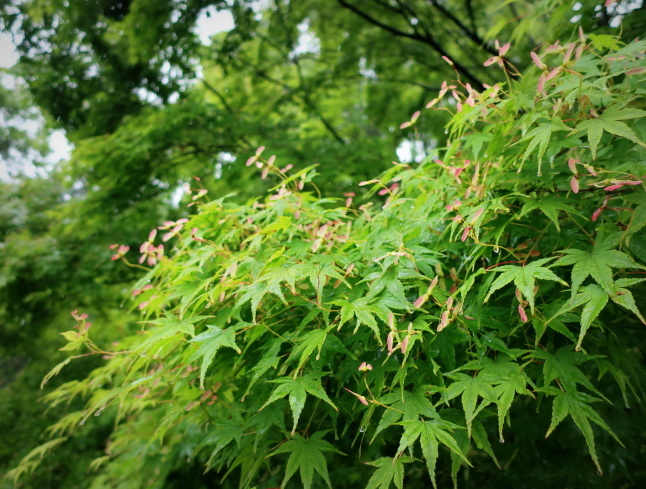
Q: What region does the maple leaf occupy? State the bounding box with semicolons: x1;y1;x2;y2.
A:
395;419;468;489
241;339;283;400
520;195;582;232
533;347;607;400
626;202;646;244
472;419;500;468
573;100;646;159
307;259;345;303
259;374;337;434
336;297;383;342
372;388;440;441
58;330;85;352
189;326;241;388
194;421;243;471
518;116;570;172
556;245;645;297
484;258;567;314
478;357;535;442
270;432;343;489
611;287;646;324
365;457;410;489
290;328;328;373
41;358;72;389
238;279;287;322
553;285;609;350
365;267;411;311
444;372;498;438
543;388;622;475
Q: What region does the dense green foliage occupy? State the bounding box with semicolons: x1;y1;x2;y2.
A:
2;1;646;488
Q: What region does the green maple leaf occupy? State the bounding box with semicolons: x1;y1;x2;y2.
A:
554;285;609;350
290;328;328;373
626;203;646;244
596;359;636;408
335;297;383;342
258;265;302;294
271;432;343;489
395;419;468;489
365;457;409;489
520;196;582;232
519;116;570;172
41;358;72;389
533;347;607;400
5;437;68;484
241;339;283;400
189;326;241;388
365;267;411;311
259;373;337;434
544;388;622;475
194;421;243;471
556;246;645;297
575;286;609;345
373;388;439;442
611;287;646;324
472;419;500;468
138;315;195;352
58;330;86;352
307;258;344;303
444;372;498;438
238;279;287;322
484;258;567;313
573;100;646;159
479;358;535;442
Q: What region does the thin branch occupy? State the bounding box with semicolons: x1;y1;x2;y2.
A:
465;0;478;35
303;97;347;144
338;0;423;43
201;79;235;112
428;0;496;55
337;0;486;90
231;50;347;145
508;3;537;47
362;75;439;91
201;79;253;147
292;53;348;145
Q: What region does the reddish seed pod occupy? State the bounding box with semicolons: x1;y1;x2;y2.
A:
387;331;396;353
400;336;410;354
591;207;604;221
570;176;580;193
